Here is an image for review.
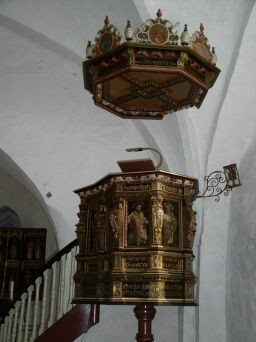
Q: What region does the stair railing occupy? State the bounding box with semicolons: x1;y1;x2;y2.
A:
0;239;79;341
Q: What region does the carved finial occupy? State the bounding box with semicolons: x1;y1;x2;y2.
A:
211;46;217;65
86;40;93;59
125;20;133;41
181;24;190;46
104;16;109;26
157;9;162;18
200;23;204;33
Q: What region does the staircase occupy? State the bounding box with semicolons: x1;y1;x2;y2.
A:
0;239;99;341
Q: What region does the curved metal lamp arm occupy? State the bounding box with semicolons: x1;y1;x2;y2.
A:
125;147;163;170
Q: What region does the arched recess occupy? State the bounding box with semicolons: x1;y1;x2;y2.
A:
0;206;22;228
0;148;58;259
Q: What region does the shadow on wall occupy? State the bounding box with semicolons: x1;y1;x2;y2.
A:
226;139;256;342
47;204;77;248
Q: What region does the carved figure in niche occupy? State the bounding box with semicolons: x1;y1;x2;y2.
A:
34;239;42;259
162;203;177;246
91;207;106;250
26;238;34;259
127;202;148;245
9;237;18;259
93;208;106;227
91;227;98;250
0;239;6;264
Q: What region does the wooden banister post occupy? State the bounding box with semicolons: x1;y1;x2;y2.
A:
24;285;34;342
17;292;27;342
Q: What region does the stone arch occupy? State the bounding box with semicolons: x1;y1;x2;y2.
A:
0;206;22;228
0;148;58;258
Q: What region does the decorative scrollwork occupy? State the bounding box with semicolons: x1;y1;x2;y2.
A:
92;16;122;57
136;9;179;46
197;171;232;202
189;23;214;63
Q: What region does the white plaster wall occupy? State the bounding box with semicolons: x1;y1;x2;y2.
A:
133;1;254;342
204;3;256;342
0;3;186;249
0;0;143;58
135;0;255;178
0;3;186;341
226;144;256;342
76;306;180;342
133;2;256;342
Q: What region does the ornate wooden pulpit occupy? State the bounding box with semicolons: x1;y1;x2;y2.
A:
73;160;198;341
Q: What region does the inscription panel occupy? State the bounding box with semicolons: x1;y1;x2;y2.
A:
136;58;176;67
123;282;150;298
157;183;183;194
123;183;151;192
163;257;183;272
164;283;184;298
122;281;184;299
124;257;150;271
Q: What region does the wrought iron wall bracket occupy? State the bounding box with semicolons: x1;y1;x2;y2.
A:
197;164;241;202
197;171;232;202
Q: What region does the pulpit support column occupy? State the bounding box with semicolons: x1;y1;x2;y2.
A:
134;304;156;342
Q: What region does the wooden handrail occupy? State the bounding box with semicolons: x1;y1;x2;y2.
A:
21;238;78;296
43;238;78;272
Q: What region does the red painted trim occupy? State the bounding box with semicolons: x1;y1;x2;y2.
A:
35;304;99;342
